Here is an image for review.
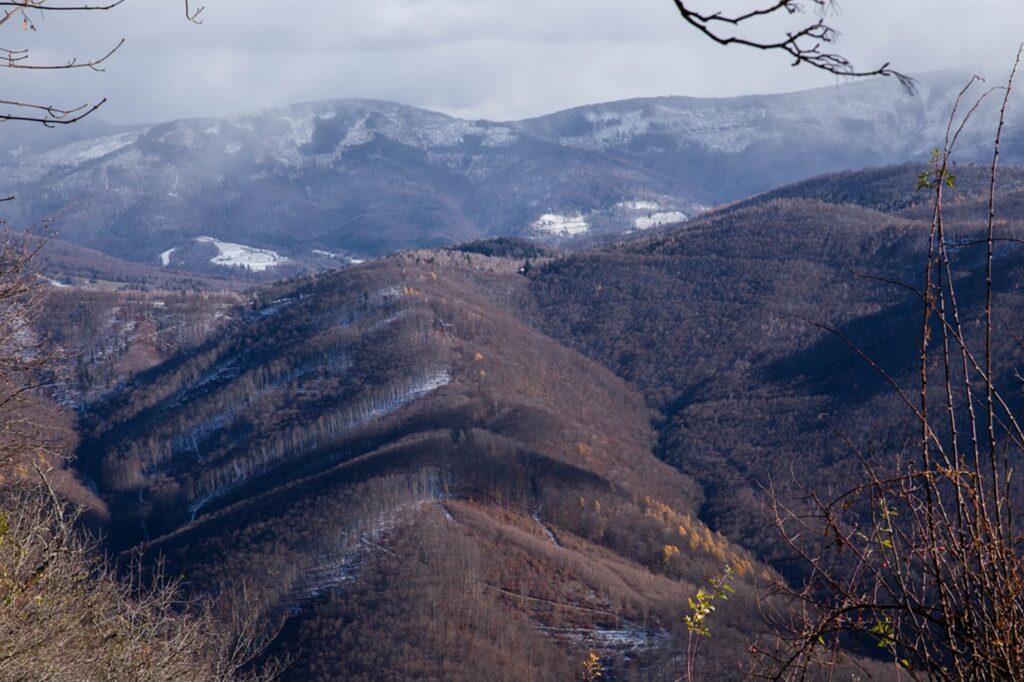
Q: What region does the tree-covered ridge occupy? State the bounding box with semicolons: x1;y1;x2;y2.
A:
27;161;1024;678
529;170;1024;561
71;250;782;679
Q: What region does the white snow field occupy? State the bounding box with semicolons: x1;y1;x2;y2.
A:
532;213;589;236
195;236;287;271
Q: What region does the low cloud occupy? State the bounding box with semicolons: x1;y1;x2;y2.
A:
4;0;1021;124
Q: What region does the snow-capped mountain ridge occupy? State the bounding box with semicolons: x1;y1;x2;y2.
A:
2;72;1018;274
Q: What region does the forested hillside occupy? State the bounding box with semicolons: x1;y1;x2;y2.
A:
29;161;1022;679
6;0;1022;675
529;165;1024;560
72;251;787;680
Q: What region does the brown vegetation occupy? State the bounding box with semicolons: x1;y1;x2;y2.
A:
67;252;783;678
0;484;281;681
752;68;1024;680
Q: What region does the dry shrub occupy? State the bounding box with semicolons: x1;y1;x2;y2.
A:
0;482;281;681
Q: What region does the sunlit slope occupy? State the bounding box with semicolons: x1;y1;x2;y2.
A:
78;252;771;680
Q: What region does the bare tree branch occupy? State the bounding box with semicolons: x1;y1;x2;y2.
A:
0;0;197;128
671;0;916;92
755;52;1024;681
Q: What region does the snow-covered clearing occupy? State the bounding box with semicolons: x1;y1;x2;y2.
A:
532;213;589;236
195;236;287;272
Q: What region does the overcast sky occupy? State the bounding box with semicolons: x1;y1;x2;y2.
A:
6;0;1023;124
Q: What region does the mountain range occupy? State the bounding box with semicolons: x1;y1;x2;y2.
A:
3;71;1022;277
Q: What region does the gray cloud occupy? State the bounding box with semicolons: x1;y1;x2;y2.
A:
3;0;1022;124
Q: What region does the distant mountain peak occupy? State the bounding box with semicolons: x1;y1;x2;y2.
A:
2;74;1020;276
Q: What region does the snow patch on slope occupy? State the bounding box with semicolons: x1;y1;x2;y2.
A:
532;213;588;236
538;624;671;652
195;236;286;272
38;132;138;166
477;125;518;147
339;117;375;149
185;369;452;518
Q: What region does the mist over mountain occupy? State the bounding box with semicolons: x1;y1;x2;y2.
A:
3;72;1021;279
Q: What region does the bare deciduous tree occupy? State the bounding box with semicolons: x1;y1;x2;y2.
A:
670;0;914;91
0;0;201;200
0;0;200;126
754;51;1024;681
0;228;64;482
0;6;288;680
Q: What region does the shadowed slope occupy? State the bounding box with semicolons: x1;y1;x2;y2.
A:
77;252;773;680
